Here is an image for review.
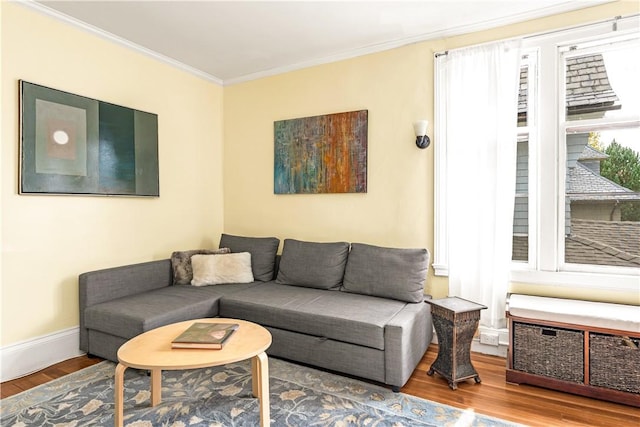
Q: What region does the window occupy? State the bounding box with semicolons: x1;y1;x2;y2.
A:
512;53;537;263
435;16;640;290
561;41;640;270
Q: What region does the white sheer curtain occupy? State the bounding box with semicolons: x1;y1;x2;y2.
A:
441;40;522;329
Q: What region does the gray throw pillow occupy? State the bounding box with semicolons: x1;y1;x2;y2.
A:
342;243;429;303
171;248;231;285
276;239;350;289
219;234;280;281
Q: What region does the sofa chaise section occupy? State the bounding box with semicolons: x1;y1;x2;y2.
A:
79;235;281;361
79;259;262;361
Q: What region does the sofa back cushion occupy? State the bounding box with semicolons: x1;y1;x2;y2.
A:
342;243;429;303
276;239;350;289
219;234;280;281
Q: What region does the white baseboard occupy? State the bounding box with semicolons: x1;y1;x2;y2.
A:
1;327;83;382
471;340;508;358
2;325;506;382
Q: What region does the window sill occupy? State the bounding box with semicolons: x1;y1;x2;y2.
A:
434;264;639;293
432;263;449;277
510;269;640;293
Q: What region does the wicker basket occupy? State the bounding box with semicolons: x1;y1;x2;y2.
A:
590;333;640;394
513;322;584;383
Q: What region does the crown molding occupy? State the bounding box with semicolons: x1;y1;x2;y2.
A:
15;0;615;87
15;0;224;86
223;0;616;85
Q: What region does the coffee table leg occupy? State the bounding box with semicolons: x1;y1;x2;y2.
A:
150;369;162;406
252;352;270;427
114;363;127;427
251;357;259;398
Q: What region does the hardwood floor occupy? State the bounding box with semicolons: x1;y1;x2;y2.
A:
0;356;102;399
2;345;638;426
402;345;640;427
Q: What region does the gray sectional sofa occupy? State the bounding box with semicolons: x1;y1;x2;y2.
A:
79;234;433;390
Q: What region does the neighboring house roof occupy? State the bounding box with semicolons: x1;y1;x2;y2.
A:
567;163;640;202
513;220;640;267
518;53;620;120
565;219;640;267
565;54;620;116
511;235;528;262
579;145;609;161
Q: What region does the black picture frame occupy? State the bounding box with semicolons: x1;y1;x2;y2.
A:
19;81;159;196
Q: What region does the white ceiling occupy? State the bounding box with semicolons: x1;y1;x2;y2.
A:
30;1;612;85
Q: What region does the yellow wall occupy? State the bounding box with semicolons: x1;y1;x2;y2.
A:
1;3;224;345
223;0;640;302
223;45;432;248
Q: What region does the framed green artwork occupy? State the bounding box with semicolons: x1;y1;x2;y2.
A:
19;81;159;196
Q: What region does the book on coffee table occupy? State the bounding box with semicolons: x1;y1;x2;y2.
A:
171;322;239;349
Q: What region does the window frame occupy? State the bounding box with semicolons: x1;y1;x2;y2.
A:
513;51;539;270
558;37;640;275
434;16;640;292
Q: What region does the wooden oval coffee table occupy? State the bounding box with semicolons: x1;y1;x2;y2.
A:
114;318;272;427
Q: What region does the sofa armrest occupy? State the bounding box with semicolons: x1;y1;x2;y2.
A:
78;259;172;352
384;301;432;388
79;259;172;306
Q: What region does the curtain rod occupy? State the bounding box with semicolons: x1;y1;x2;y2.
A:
434;13;639;58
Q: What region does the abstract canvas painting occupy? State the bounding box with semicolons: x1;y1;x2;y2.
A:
19;81;159;196
274;110;367;194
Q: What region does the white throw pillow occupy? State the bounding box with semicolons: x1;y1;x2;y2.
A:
191;252;254;286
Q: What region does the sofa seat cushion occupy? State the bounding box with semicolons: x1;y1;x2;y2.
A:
219;282;407;350
85;283;260;340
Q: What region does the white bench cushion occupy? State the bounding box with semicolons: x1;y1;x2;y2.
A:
508;294;640;333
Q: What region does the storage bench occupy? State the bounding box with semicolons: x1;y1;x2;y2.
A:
506;294;640;407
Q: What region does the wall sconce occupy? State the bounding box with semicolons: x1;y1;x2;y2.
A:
413;120;430;149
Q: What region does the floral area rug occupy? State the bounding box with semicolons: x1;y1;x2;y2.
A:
1;357;523;426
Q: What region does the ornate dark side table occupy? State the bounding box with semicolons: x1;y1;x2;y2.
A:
426;296;487;390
